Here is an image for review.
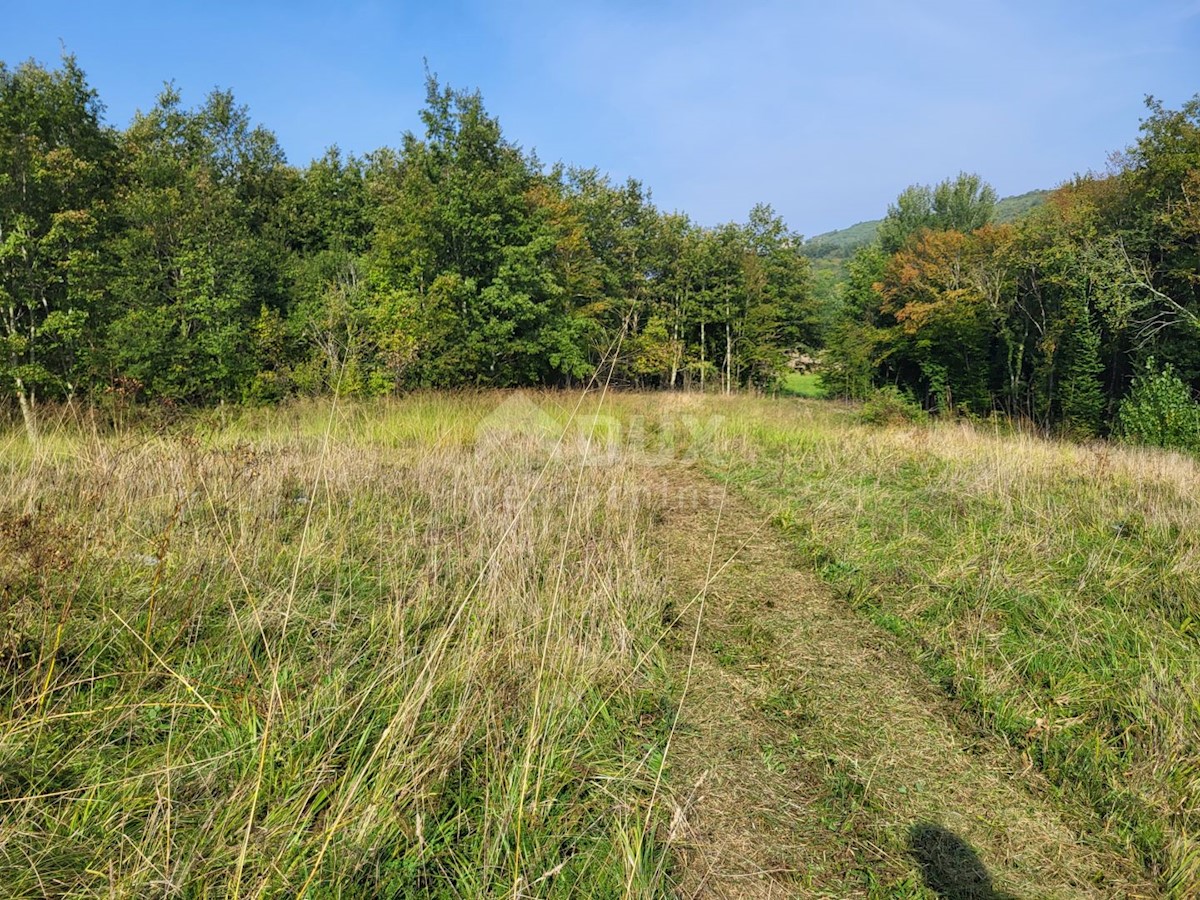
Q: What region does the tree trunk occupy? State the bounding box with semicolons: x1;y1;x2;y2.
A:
725;321;732;395
15;378;36;442
670;314;680;389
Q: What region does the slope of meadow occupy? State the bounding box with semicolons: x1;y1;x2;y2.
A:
1;392;1196;897
0;396;675;897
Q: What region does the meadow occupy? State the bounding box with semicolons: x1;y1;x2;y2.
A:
1;392;1197;897
0;396;677;897
703;398;1200;896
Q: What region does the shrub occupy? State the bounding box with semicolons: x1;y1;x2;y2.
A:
859;386;928;426
1116;359;1200;453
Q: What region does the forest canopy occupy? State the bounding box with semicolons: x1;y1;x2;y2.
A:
821;98;1200;443
0;54;819;429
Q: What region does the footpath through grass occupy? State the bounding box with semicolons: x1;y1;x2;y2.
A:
3;391;1197;896
648;461;1151;898
695;396;1200;895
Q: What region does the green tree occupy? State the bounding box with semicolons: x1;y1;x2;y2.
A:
1117;95;1200;382
878;172;997;253
743;203;817;354
878;183;936;255
1116;358;1200;452
822;245;888;399
1055;299;1105;438
879;229;995;413
932;172;997;233
104;86;288;402
366;76;592;386
276;148;376;394
0;55;116;435
557;168;659;379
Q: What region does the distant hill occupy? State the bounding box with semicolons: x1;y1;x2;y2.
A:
803;219;881;258
803;189;1051;259
991;189;1051;224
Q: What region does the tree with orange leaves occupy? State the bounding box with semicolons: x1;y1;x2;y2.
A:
877;226;1017;413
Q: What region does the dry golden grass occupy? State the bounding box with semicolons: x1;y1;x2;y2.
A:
3;390;1198;897
649;462;1156;898
0;394;675;897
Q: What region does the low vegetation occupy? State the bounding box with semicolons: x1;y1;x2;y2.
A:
0;396;676;897
780;372;826;398
6;392;1196;895
700;396;1200;893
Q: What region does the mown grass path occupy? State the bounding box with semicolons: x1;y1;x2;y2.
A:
651;465;1156;899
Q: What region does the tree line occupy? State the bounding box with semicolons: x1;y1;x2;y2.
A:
823;96;1200;445
4;54;1198;446
0;55;822;434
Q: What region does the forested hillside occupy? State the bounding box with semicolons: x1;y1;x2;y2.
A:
803;189;1050;259
823;99;1200;446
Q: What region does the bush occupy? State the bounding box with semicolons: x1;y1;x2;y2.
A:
1116;359;1200;453
859;386;928;426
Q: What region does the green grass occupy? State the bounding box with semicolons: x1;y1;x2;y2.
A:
4;390;1198;895
781;372;827;398
696;397;1200;894
0;395;675;897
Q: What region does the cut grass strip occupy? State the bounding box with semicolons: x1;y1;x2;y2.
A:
694;396;1198;895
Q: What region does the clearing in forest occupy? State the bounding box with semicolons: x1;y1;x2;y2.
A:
1;392;1194;898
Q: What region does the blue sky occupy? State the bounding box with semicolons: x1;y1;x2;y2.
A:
3;1;1198;235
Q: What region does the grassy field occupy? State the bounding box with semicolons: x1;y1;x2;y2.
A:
702;397;1200;894
1;391;1197;896
0;396;676;897
780;372;827;399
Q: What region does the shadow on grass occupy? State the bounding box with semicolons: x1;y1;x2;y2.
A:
907;823;1017;900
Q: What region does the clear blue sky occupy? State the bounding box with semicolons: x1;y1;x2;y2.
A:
4;1;1198;235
